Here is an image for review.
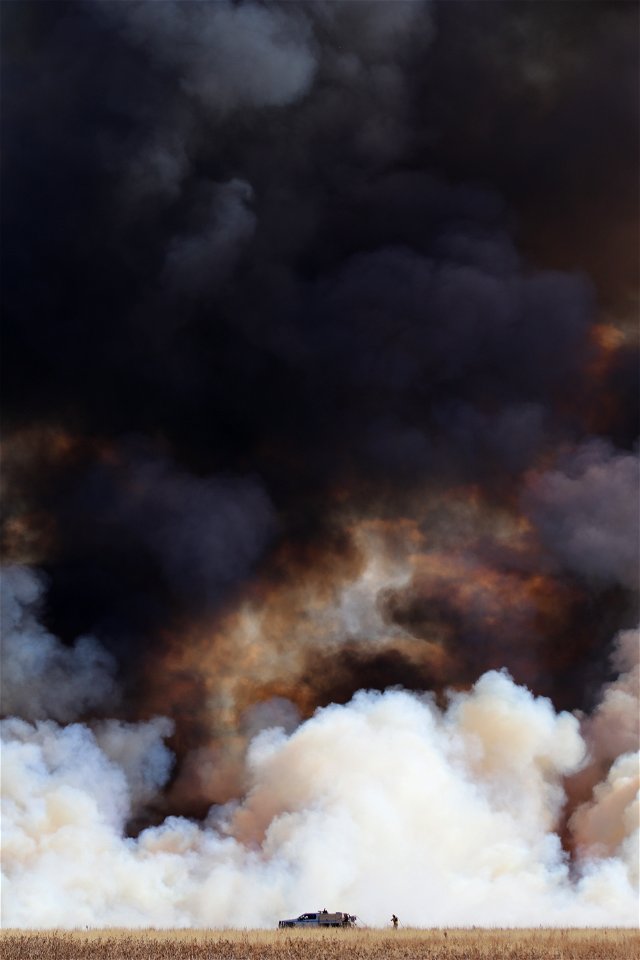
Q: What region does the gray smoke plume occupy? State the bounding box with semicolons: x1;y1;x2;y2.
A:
524;441;640;590
104;1;317;114
0;567;118;723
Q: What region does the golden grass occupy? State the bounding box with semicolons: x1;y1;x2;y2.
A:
1;927;638;959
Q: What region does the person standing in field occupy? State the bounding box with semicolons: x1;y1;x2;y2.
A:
391;915;398;930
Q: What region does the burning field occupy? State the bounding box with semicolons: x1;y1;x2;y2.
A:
1;0;639;931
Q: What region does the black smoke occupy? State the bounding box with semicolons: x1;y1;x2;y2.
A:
1;1;638;767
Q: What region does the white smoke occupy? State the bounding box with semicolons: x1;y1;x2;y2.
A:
2;658;638;928
585;627;640;768
570;753;639;887
0;567;118;723
94;717;175;813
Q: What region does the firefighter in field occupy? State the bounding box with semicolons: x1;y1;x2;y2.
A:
391;914;398;930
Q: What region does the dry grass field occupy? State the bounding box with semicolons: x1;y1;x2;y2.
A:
1;927;638;960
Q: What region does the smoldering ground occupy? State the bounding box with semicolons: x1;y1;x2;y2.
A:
1;0;638;927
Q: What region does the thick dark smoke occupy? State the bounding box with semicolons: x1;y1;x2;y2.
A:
1;0;638;927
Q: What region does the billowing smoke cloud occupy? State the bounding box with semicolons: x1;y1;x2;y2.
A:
1;0;638;929
65;446;276;607
2;652;637;928
114;3;315;110
524;441;639;590
586;628;640;768
0;567;118;723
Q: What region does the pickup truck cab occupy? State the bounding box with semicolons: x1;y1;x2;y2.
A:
278;910;356;928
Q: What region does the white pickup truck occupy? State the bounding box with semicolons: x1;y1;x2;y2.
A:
278;910;356;928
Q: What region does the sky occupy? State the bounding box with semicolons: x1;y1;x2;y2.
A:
1;0;638;928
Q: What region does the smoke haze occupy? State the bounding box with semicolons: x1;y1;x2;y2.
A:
1;0;638;928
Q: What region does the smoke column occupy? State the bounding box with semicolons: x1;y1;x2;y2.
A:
1;1;638;927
